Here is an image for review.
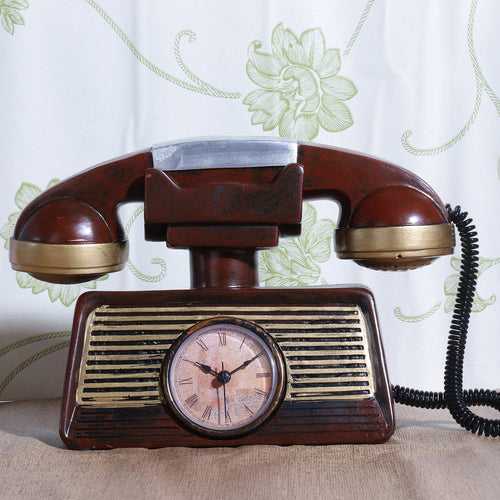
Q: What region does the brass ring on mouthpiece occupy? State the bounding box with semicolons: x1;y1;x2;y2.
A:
9;239;128;283
335;223;455;270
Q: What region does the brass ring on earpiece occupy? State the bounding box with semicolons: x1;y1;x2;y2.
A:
335;223;455;260
9;239;128;276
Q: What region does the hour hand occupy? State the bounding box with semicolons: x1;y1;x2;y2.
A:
183;359;217;376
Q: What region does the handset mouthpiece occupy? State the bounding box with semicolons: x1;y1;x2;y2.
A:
9;198;128;284
9;151;150;284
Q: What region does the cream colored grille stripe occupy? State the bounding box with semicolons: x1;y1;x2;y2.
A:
86;350;365;358
288;358;366;366
276;340;363;347
289;394;370;401
95;306;359;313
83;369;369;381
82;391;157;398
77;305;374;408
88;345;173;352
86;354;165;361
90;323;361;331
84;372;160;379
89;334;180;341
94;314;360;322
89;332;363;341
290;385;370;394
83;381;158;388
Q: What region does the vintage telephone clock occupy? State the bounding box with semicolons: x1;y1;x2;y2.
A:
9;138;500;448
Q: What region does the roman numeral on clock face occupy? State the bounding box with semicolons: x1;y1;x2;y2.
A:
256;372;271;378
218;331;226;346
177;377;193;385
196;337;209;351
254;388;267;398
184;394;199;408
242;403;254;415
202;406;212;421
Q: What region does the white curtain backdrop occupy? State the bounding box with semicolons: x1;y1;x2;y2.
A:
1;0;499;400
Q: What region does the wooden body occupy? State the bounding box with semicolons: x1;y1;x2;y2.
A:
60;286;394;449
10;139;453;449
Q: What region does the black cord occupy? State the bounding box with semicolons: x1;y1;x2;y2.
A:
392;205;500;437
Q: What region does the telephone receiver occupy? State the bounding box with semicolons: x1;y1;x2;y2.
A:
10;138;454;282
9;138;500;448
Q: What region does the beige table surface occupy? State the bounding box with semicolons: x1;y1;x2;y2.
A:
0;399;499;500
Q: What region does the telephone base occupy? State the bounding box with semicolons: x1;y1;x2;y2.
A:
60;286;395;449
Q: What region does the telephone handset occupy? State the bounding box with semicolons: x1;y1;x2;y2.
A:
9;138;499;449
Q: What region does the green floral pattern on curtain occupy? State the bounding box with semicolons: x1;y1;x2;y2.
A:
0;0;28;34
244;24;357;140
394;256;500;322
259;203;335;286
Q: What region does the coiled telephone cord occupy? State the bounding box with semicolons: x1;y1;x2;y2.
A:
392;205;500;437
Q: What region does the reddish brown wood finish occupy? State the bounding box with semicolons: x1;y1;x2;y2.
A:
60;287;395;449
145;164;304;225
298;144;448;227
190;249;258;288
166;225;279;249
16;199;116;244
14;151;152;243
66;400;390;449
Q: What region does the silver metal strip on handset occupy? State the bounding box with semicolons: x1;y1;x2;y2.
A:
151;137;298;171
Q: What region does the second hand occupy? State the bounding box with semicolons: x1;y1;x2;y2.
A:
215;368;221;426
222;361;229;423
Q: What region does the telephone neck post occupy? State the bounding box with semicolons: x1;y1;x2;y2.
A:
190;248;258;289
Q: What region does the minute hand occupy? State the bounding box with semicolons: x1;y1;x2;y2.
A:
229;352;262;376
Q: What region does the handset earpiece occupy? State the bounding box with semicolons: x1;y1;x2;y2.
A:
299;144;455;270
335;185;455;270
9;151;151;284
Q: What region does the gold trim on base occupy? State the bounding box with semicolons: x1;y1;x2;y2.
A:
9;239;128;276
75;305;375;408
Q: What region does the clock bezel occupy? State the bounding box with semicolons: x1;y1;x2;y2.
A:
160;316;287;440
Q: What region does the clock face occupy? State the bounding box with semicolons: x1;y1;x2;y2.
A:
162;317;285;438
